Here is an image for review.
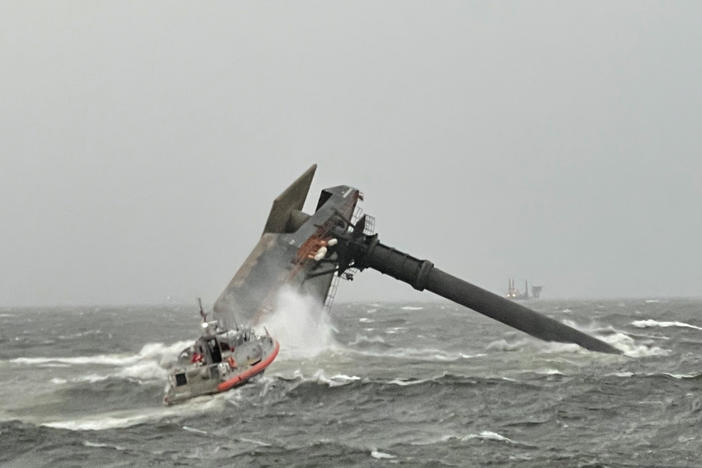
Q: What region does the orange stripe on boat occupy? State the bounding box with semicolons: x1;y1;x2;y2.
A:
217;339;280;392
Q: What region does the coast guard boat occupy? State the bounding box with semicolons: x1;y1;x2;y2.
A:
163;304;279;405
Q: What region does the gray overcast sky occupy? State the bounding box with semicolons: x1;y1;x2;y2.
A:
1;2;701;306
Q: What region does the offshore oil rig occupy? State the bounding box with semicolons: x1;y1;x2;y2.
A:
506;279;543;300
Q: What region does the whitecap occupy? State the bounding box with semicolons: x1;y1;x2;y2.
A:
462;430;514;444
313;370;361;387
117;360;168;381
460;353;486;359
17;344;177;386
486;339;529;352
370;448;396;459
182;426;208;435
432;353;458;361
663;373;699;379
487;337;588;354
625;331;670;341
605;332;670;357
238;436;271;447
534;368;564;376
347;347;482;362
607;371;634;378
11;355;134;366
632;319;702;331
348;334;386;346
74;374;110;383
50;377;67;384
359;317;374;323
401;306;423;311
10;340;192;368
625;346;670;358
386;377;434;387
46;414;153;431
82;441;125;450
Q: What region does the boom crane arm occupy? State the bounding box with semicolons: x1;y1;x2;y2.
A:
332;216;620;354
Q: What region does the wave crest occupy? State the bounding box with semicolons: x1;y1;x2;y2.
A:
632;319;702;331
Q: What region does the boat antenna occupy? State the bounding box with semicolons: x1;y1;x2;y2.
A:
197;297;206;322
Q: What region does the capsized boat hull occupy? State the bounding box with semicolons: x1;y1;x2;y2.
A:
164;329;279;405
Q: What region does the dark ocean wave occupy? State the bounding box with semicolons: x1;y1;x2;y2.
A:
274;371;540;395
41;378;162;413
4;300;702;466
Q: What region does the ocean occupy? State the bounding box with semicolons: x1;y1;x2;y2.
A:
1;298;701;467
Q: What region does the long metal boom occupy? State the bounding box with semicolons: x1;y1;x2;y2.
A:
340;229;619;354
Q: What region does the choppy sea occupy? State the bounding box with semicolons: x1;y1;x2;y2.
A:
2;298;702;467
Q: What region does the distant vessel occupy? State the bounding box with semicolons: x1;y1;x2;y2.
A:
163;302;279;405
506;279;543;300
531;285;543;299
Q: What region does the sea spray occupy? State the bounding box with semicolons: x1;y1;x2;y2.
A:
261;286;338;359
